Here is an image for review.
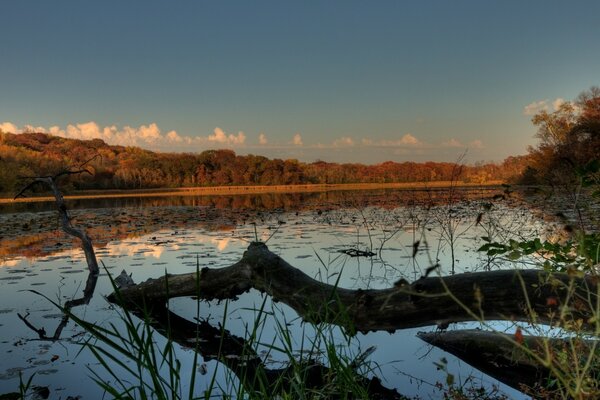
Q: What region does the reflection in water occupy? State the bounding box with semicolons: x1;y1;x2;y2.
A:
18;268;98;341
0;187;497;214
0;188;558;398
0;187;521;261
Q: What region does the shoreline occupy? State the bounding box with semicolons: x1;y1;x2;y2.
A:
0;181;504;204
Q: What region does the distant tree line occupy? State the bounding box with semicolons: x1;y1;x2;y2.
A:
0;131;528;196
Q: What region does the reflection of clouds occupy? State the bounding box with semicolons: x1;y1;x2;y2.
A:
103;232;237;258
1;247;83;267
0;258;25;267
105;241;165;259
260;232;271;243
211;238;231;252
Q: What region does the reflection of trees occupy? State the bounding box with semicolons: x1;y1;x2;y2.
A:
2;187;509;260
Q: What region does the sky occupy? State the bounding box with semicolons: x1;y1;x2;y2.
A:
1;1;599;164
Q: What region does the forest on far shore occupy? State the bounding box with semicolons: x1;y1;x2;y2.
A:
1;87;598;195
0;131;526;195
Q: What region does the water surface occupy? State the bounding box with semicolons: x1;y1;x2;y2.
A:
0;188;559;398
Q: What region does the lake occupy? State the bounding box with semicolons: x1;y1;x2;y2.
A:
0;187;561;399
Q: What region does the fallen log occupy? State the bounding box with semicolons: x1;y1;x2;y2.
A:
108;242;599;333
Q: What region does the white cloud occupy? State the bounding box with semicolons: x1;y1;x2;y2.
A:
208;127;246;145
258;133;268;145
22;124;47;133
166;130;182;142
468;139;484;149
442;138;464;147
292;133;303;146
332;137;354;147
523;98;569;116
0;122;19;133
399;133;420;145
441;138;483;149
523;99;548;116
138;123;161;142
359;134;421;147
552;98;566;111
377;134;421;147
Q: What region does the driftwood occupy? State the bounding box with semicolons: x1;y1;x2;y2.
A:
109;242;599;333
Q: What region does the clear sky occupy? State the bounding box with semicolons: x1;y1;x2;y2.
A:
1;1;599;164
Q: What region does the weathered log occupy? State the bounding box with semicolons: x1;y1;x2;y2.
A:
109;242;599;333
418;329;598;398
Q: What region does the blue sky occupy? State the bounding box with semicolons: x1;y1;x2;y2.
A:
1;1;599;164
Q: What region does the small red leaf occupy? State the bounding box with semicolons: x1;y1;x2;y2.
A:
514;327;524;344
546;297;558;307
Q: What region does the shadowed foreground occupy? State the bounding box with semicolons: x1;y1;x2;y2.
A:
109;242;599;397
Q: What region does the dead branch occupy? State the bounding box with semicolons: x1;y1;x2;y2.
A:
15;165;100;340
15;166;99;275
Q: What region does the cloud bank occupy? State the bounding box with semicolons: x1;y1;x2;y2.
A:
0;121;247;150
0;121;485;162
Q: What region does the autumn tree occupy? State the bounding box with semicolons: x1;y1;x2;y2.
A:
525;86;600;184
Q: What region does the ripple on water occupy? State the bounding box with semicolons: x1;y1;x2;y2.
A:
36;368;58;376
0;366;33;380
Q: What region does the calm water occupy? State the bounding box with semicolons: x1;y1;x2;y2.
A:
0;188;559;399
